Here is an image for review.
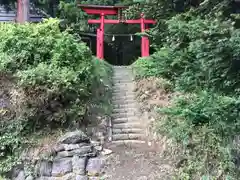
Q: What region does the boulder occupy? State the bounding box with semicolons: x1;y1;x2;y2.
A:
86;157;105;176
36;173;75;180
11;164;24;179
56;146;94;158
63;143;89;151
59;173;76;180
52;158;72;177
35;177;51;180
101;148;112;156
25;175;34;180
39;160;52;176
58;131;89;144
72;156;87;175
53;144;65;152
88;177;100;180
76;175;88;180
14;170;25;180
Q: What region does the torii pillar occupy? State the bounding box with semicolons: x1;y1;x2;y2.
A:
78;5;156;59
17;0;30;23
97;13;105;59
141;13;150;57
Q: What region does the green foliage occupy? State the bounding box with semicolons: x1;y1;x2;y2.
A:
135;14;240;94
157;91;240;179
132;57;160;79
0;120;24;174
0;18;95;176
132;2;240;179
91;58;113;115
58;1;88;32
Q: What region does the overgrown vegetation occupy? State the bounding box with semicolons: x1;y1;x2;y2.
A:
0;19;112;177
132;1;240;179
90;58;113;116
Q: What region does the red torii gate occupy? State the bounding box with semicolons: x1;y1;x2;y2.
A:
78;5;156;59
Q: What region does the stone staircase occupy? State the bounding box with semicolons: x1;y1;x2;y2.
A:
109;66;146;145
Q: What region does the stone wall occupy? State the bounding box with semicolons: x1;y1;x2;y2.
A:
12;131;108;180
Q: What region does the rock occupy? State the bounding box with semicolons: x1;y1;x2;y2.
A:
90;140;100;147
63;143;89;151
60;173;76;180
36;173;76;180
94;145;103;151
54;144;65;152
52;158;72;177
100;148;112;156
76;175;88;180
11;165;24;178
58;131;89;144
14;170;25;180
39;160;52;176
25;175;34;180
99;117;108;128
56;146;93;158
72;156;87;175
91;140;102;151
86;157;105;176
88;177;100;180
35;177;51;180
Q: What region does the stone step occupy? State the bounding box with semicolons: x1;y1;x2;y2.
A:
112;99;136;104
113;81;134;85
113;74;132;77
113;103;137;109
112;88;134;92
112;95;135;101
113;122;142;129
112;128;143;134
111;140;146;145
113;75;133;79
112;107;137;114
114;69;130;72
112;90;135;97
112;133;145;141
112;94;136;101
113;69;130;72
113;79;133;83
113;107;138;114
113;86;134;90
113;84;135;89
112;87;134;91
113;117;139;124
113;74;131;78
113;66;129;68
111;111;139;118
112;100;136;105
112;92;135;97
113;72;131;75
113;88;135;92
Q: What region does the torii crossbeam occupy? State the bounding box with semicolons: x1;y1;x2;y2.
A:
78;4;156;59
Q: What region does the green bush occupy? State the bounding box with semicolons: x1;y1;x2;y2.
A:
90;58;113;115
137;14;240;94
158;91;240;179
132;56;161;79
132;11;240;179
0;19;96;175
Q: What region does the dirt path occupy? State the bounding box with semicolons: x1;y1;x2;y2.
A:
102;143;174;180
